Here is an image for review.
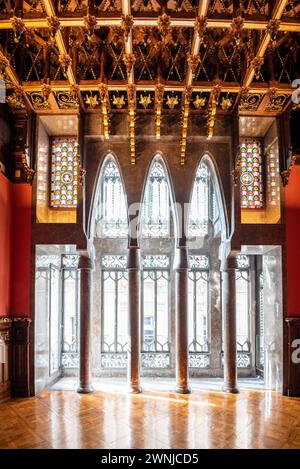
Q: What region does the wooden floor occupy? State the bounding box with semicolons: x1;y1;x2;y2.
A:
1;389;300;449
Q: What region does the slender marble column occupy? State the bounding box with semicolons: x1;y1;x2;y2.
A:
174;246;191;394
77;254;94;394
127;245;142;393
222;255;239;393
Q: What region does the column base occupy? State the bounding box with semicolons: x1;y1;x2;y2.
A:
175;385;191;394
222;385;239;394
129;386;142;394
77;385;94;394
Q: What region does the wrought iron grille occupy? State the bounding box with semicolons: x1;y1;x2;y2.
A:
188;255;210;368
142;255;170;368
101;255;128;368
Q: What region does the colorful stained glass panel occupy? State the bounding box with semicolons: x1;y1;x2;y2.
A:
240;140;263;209
50;137;78;208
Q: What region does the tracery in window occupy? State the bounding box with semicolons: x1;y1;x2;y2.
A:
188;255;210;368
142;255;170;369
188;160;219;238
50;137;78;208
141;161;170;238
240;140;263;209
95;160;128;238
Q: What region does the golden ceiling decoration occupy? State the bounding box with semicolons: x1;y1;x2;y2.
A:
139;94;152;109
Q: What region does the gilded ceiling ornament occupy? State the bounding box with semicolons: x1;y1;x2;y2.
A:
251;56;264;79
155;84;164;104
121;14;134;39
70;84;80;100
139;94;152;109
47;16;60;42
266;94;288;112
240;85;249;97
98;83;108;102
85;94;99;108
112;94;126;109
187;54;200;75
41;82;52;101
158;13;171;37
184;85;193;103
231;15;244;47
266;18;281;49
122;53;136;76
83;14;97;39
194;16;207;44
11;16;26;43
221;97;233;111
212;79;222;101
127;84;136;104
59;54;72;77
29;91;50;109
193;94;206;109
6;93;25;109
55;91;78;109
239;93;263;111
166;95;179;109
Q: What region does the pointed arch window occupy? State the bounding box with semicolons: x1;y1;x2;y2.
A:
95;160;128;238
188;160;219;238
142;161;170;238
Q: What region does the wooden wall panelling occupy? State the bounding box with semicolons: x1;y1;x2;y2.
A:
0;319;12;402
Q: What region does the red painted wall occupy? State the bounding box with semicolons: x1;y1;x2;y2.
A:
0;173;12;317
10;184;32;317
285;166;300;316
0;173;31;318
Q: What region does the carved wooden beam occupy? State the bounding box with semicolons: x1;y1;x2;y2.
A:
122;0;135;164
0;49;33;111
41;0;76;86
0;17;299;32
180;1;209;163
243;0;289;88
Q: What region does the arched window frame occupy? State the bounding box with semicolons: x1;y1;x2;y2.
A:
94;157;128;239
141;160;171;238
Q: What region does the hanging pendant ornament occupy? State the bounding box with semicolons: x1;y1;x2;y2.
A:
11;16;26;43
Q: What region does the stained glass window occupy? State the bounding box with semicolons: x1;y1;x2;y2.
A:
240;140;263;209
50;137;78;208
95;161;128;238
142;161;170;238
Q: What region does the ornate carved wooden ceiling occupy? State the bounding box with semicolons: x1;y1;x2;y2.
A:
0;0;299;162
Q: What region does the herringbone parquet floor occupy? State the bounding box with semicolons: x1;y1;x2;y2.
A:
1;389;300;449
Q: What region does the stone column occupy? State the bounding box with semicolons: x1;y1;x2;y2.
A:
222;255;239;393
127;245;142;393
77;254;94;394
174;245;191;394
